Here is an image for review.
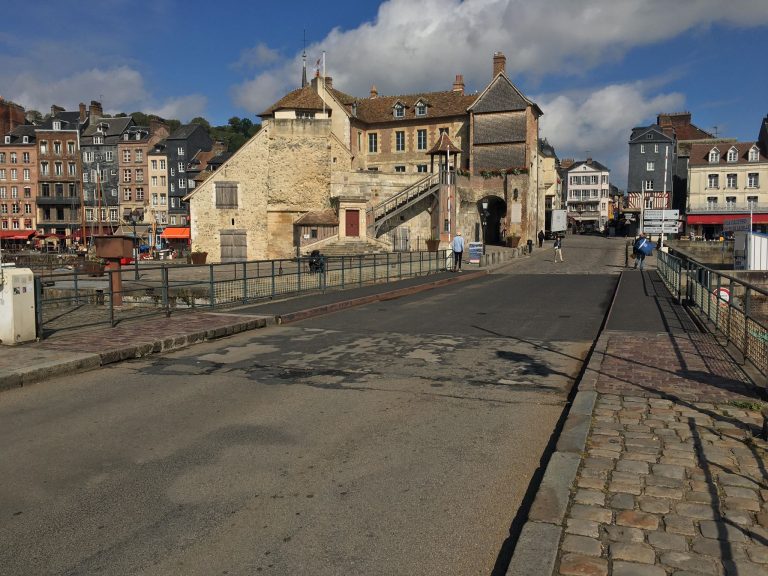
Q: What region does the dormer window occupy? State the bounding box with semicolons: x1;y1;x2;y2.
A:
52;121;61;130
393;103;405;119
3;136;9;144
748;146;759;162
22;136;28;144
415;102;427;117
708;148;720;163
727;147;738;162
351;102;358;117
94;135;103;145
123;133;130;141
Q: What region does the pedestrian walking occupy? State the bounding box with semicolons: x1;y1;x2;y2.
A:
451;230;465;272
538;230;545;248
633;232;650;270
553;235;564;262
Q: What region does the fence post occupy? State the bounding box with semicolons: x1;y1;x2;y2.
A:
73;267;80;306
298;257;302;294
34;276;43;337
386;252;390;283
341;256;345;288
743;287;751;364
242;261;248;303
398;251;402;280
373;254;378;284
209;263;215;308
321;257;327;291
162;265;170;318
108;269;116;327
419;251;423;276
271;260;276;299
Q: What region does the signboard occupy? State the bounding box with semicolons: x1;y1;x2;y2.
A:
644;209;679;221
551;209;567;232
468;241;483;264
723;218;751;232
643;223;681;234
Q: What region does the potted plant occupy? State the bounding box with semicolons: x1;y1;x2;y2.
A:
506;235;522;248
189;249;208;265
425;233;440;252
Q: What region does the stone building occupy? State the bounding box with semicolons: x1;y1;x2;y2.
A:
187;52;543;262
0;125;37;240
687;117;768;237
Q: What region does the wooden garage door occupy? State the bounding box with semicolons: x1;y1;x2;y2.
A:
220;229;247;262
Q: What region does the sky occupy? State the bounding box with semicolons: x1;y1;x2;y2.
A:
2;0;768;188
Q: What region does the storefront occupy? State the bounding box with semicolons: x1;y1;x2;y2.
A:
686;213;768;239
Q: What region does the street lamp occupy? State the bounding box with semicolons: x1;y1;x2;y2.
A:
127;209;141;280
481;199;489;255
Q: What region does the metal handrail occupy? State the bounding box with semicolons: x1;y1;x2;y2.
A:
367;173;440;221
656;250;768;375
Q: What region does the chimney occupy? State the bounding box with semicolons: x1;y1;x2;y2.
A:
370;84;378;99
79;102;86;122
493;52;506;77
50;104;65;117
586;157;592;165
452;74;465;94
89;100;103;121
324;76;333;90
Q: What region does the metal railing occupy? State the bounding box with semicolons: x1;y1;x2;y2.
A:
33;250;449;335
656;250;768;375
367;173;441;236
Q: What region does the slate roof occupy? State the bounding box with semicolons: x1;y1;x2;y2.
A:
167;123;207;141
81;117;133;142
688;141;766;167
629;125;675;143
2;125;36;143
469;74;542;116
567;159;610;173
38;111;82;130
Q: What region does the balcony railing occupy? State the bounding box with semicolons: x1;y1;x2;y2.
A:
687;203;767;213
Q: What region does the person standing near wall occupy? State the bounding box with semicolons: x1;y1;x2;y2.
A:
538;230;545;248
451;230;465;272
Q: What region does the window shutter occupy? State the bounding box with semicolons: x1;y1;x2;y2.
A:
215;182;238;208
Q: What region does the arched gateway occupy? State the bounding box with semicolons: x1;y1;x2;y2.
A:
477;195;507;245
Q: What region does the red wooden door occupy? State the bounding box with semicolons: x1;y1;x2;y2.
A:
346;209;360;237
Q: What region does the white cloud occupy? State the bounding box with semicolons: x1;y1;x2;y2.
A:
230;0;768;184
232;43;282;70
538;84;685;188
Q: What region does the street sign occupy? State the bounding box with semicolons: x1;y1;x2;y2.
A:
642;224;680;234
644;209;679;221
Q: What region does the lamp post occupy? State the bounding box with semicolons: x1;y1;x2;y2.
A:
481;199;489;255
128;209;141;280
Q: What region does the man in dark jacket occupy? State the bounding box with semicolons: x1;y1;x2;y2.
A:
633;233;649;270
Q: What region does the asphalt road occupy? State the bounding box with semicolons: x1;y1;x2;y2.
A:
0;235;627;576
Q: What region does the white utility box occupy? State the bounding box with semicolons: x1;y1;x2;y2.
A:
0;265;36;345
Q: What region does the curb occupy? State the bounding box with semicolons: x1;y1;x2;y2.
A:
505;331;609;576
0;316;278;392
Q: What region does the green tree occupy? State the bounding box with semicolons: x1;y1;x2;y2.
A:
189;117;211;132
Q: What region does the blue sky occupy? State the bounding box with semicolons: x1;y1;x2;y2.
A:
2;0;767;187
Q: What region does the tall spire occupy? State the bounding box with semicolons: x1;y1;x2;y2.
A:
301;30;307;88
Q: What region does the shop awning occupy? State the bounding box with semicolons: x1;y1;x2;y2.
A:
0;230;36;240
160;227;191;240
687;213;768;225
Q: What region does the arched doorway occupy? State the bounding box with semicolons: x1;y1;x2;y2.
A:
477;196;507;245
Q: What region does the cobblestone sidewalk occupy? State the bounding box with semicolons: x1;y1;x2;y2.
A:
554;331;767;576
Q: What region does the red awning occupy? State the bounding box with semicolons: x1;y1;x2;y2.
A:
160;227;191;240
0;230;35;240
686;213;768;225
